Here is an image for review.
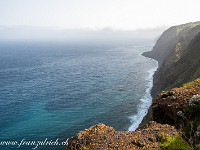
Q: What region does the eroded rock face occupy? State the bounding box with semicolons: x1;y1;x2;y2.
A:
151;78;200;128
66;122;178;150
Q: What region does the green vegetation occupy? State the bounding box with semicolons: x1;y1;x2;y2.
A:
176;94;200;149
166;32;200;90
158;134;192;150
176;22;200;34
158;92;200;149
145;22;200;98
182;118;200;150
182;95;200;149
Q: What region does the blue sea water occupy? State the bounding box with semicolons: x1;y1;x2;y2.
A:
0;42;157;150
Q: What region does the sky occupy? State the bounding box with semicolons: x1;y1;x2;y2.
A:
0;0;200;30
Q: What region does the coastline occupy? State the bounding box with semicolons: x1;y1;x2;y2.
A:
128;53;158;131
66;22;200;149
137;52;159;130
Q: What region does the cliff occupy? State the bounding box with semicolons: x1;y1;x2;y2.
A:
143;21;200;66
143;22;200;98
66;22;200;149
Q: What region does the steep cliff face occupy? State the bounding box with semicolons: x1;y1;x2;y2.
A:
143;22;200;65
151;78;200;128
143;22;200;97
143;26;178;65
153;32;200;94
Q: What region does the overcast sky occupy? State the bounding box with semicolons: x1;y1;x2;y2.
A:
0;0;200;30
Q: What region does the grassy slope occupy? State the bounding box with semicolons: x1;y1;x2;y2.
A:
166;32;200;89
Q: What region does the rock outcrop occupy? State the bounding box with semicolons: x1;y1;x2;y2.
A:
66;122;178;150
151;78;200;128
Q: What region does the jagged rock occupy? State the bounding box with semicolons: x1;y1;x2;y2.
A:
66;122;179;150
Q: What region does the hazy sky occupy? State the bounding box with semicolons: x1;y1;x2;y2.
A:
0;0;200;30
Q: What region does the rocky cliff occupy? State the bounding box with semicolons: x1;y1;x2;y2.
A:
151;78;200;127
154;32;200;94
143;22;200;66
143;22;200;98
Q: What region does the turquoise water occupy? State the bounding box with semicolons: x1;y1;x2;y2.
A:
0;42;157;150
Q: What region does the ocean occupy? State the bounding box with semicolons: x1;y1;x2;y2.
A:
0;42;157;150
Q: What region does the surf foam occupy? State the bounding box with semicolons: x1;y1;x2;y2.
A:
128;55;158;131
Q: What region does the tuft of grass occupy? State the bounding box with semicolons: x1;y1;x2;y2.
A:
158;134;192;150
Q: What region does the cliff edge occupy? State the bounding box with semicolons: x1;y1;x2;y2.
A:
66;122;178;150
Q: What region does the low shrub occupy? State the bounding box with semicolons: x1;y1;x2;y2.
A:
158;134;192;150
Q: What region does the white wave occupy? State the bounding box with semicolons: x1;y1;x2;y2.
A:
128;56;158;131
